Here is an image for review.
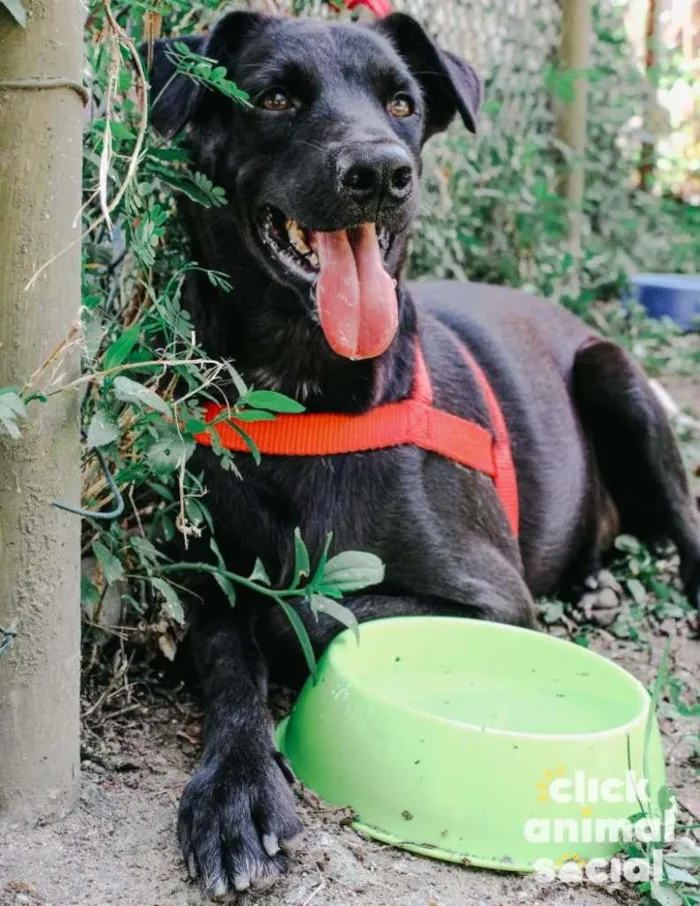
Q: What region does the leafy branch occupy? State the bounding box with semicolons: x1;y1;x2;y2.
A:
158;530;384;676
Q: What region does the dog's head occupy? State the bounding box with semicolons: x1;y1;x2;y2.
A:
146;12;480;359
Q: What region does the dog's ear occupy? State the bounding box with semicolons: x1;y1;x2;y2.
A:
375;13;481;139
141;11;263;139
142;35;206;138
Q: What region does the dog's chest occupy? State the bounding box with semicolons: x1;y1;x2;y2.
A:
197;446;404;583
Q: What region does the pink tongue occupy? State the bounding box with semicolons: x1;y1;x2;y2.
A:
314;224;398;360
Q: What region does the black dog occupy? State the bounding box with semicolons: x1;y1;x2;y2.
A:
145;11;700;899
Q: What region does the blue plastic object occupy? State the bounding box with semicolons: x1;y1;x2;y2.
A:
629;273;700;330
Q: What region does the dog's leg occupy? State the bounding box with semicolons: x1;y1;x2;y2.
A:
301;585;535;652
266;557;537;667
572;339;700;610
178;591;302;899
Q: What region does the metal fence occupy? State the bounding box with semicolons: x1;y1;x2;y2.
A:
395;0;560;78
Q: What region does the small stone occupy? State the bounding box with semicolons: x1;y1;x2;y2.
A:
598;570;622;594
596;587;620;609
593;608;618;628
578;592;599;620
659;618;677;636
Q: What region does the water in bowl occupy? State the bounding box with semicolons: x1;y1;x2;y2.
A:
372;672;638;735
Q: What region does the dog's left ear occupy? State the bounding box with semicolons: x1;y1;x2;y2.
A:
375;13;481;139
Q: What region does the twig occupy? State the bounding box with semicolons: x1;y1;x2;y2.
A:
101;701;143;721
25;0;150;291
41;356;218;398
300;867;326;906
129;484;146;538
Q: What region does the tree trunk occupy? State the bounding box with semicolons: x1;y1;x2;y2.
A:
639;0;660;191
555;0;592;258
0;0;82;819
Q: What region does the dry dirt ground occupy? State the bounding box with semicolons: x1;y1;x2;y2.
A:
1;373;699;906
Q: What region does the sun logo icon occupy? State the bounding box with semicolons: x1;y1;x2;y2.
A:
537;765;566;803
555;853;587;870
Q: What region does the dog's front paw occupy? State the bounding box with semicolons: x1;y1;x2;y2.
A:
178;745;303;900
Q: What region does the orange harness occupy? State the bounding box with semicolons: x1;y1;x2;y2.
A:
195;338;519;536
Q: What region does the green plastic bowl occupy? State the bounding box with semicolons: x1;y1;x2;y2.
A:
278;617;665;871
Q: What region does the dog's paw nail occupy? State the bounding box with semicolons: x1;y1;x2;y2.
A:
281;832;302;854
187;853;199;879
210;878;228;900
263;833;280;857
234;874;251;892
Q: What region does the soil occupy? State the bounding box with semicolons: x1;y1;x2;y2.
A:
1;377;698;906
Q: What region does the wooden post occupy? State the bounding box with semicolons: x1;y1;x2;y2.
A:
639;0;661;191
0;0;83;819
556;0;592;259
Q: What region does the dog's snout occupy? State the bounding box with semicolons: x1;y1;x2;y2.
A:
338;143;414;206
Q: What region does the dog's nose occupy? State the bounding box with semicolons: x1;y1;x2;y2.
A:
337;143;414;206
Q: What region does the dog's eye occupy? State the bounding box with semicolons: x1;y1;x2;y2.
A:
388;93;414;118
258;89;293;112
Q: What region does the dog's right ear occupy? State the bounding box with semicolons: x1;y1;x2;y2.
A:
141;11;263;139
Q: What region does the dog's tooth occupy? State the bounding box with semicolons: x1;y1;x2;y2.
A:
187;853;198;879
308;251;319;268
286;219;310;255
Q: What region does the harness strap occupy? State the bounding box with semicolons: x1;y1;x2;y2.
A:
454;344;520;536
195;336;519;536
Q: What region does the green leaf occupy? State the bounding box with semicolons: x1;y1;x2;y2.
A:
309;532;334;587
130;535;167;567
209;537;226;569
184;418;208;434
319;550;385;594
649;882;684;906
103;324;140;371
150;577;185;625
292;527;310;588
231;410;277;422
86;408;119;449
644;638;672;802
80;574;101;610
224;363;247;398
615;534;643;555
213;571;237;606
481;99;502;115
113;376;172;417
92;540;124;585
0;389;26;439
249;558;271;586
0;0;27;26
658;785;675;813
147;435;193;475
241;390;305;414
277;600;316;678
310;594;359;642
626;577;647;606
665;865;699;887
224;420;260;464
